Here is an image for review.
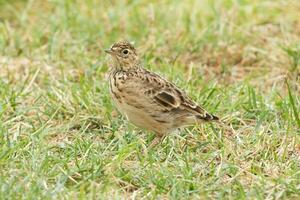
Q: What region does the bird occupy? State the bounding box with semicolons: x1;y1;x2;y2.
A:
105;40;219;147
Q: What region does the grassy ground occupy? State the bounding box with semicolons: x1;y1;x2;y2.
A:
0;0;299;199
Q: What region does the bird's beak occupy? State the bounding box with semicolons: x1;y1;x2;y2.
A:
104;49;114;54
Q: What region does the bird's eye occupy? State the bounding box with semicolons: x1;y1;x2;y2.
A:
122;49;129;55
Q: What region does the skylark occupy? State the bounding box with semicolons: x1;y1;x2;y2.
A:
105;40;219;146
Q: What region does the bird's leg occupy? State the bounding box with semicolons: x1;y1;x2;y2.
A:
141;133;165;155
148;134;165;149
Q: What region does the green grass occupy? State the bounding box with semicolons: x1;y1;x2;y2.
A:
0;0;300;199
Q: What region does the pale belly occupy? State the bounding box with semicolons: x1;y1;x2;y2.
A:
110;94;171;134
108;71;173;134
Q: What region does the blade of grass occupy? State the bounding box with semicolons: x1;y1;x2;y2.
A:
285;79;300;128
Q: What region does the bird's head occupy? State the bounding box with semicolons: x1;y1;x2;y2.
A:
105;40;140;70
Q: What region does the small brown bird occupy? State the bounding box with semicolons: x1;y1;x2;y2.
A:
105;40;219;147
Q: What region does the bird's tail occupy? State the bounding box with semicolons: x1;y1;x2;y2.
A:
196;113;219;122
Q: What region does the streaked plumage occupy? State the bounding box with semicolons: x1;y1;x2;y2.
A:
105;41;219;144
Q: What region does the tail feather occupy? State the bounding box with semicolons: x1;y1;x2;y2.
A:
196;113;219;121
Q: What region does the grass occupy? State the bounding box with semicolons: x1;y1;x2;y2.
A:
0;0;299;199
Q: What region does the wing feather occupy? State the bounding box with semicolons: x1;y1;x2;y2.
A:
126;68;219;121
155;91;180;108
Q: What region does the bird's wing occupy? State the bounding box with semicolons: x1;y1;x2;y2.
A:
129;69;219;121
